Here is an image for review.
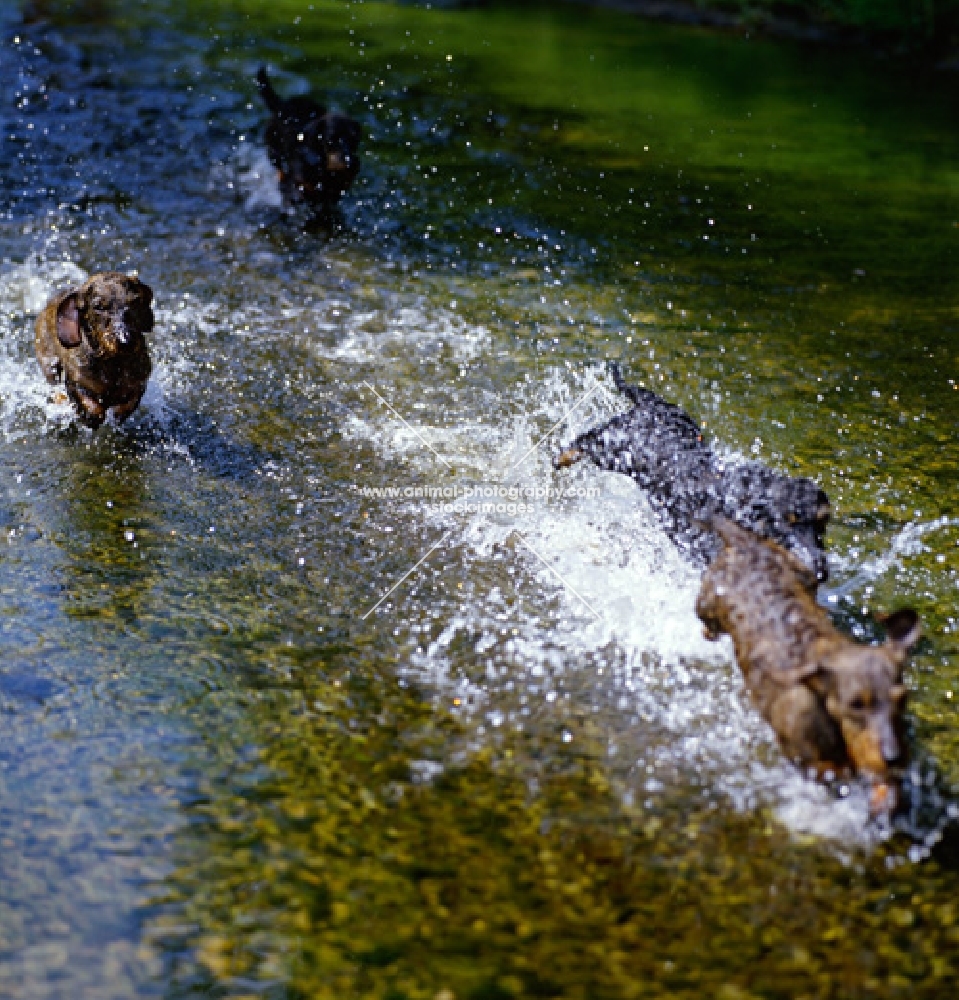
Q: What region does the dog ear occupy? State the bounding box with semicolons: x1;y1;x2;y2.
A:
56;293;81;348
878;609;921;658
772;660;825;687
133;278;153;306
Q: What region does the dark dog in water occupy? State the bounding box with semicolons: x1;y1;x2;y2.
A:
256;67;361;207
35;271;153;429
554;364;831;581
696;516;920;814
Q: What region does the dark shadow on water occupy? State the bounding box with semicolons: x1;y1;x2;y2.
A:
887;755;959;863
302;203;350;236
119;406;269;484
44;403;270;486
0;671;60;703
929;821;959;870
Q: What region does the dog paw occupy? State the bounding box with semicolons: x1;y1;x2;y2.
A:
868;782;896;816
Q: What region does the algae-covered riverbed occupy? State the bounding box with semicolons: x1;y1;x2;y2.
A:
1;1;958;997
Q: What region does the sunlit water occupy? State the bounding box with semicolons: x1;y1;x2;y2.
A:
2;1;959;997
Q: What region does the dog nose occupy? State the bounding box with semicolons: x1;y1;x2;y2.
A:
796;538;829;582
791;540;829;582
880;728;902;765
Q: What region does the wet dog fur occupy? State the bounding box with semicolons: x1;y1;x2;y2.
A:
257;67;361;207
555;364;831;581
35;271;153;429
696;516;920;812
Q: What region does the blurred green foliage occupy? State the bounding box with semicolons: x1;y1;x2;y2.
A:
695;0;954;44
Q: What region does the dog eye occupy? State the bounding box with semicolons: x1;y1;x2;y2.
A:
849;696;868;711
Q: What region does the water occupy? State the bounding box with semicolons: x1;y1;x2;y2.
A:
2;1;959;996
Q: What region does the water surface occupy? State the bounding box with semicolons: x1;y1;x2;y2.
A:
1;1;959;997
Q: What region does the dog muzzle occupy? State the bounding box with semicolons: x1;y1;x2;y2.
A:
326;150;349;172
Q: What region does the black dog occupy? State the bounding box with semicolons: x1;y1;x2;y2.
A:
555;364;831;581
256;67;361;207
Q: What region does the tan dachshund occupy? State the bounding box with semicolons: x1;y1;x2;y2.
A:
35;271;153;429
696;516;920;814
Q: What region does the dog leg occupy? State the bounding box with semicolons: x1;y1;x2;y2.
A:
767;685;847;771
111;391;146;424
66;380;106;429
694;569;725;641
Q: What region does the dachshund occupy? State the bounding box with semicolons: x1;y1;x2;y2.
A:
696;516;920;814
35;271;153;429
256;66;361;207
555;364;831;581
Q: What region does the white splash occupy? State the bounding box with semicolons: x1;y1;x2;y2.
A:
215;142;284;212
825;516;959;604
346;352;886;848
0;255;88;315
0;256;89;439
310;301;491;366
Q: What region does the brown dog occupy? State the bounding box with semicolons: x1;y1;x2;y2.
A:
695;516;920;813
35;272;153;429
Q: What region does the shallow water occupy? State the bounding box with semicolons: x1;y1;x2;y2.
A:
1;1;959;997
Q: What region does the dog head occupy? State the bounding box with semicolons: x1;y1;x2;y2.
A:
263;86;361;203
290;112;361;200
808;609;920;781
55;272;154;358
722;465;831;582
766;475;831;582
319;112;361;178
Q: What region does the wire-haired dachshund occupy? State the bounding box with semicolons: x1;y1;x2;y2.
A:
555;363;831;581
696;516;920;814
35;271;153;429
256;66;361;207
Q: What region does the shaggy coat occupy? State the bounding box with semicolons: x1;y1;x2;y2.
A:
35;271;153;429
696;517;920;812
555;364;831;580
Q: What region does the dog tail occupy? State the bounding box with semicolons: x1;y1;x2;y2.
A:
257;66;282;114
608;361;646;406
553;446;585;470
